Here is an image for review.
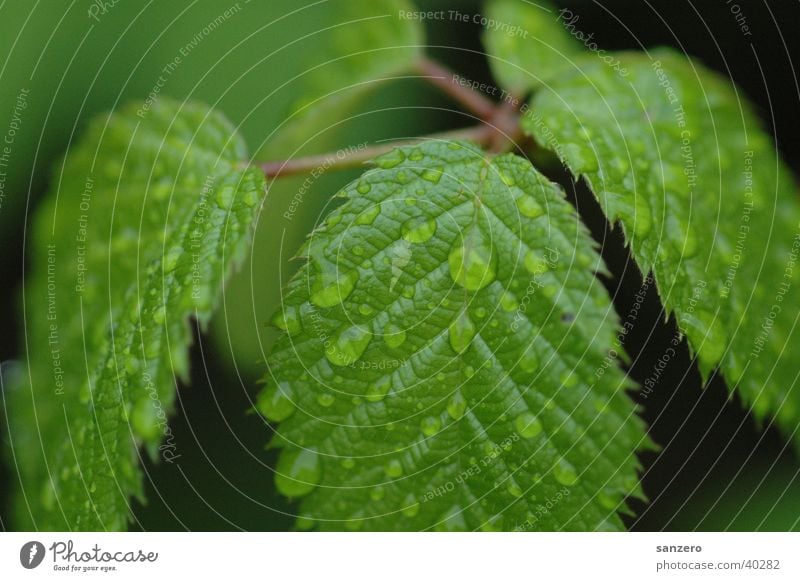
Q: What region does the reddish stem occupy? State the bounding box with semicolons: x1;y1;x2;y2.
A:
261;125;495;179
414;56;497;121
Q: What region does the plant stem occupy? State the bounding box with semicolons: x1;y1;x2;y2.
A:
261;125;495;179
259;56;529;180
414;56;497;121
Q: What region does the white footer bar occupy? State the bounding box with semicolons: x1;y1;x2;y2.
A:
1;532;797;579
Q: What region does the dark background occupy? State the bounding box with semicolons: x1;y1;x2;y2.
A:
1;0;799;530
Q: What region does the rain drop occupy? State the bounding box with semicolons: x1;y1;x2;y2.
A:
383;323;407;349
421;167;444;184
402;496;421;517
215;186;235;209
420;416;441;437
257;382;295;422
163;246;183;272
274;448;321;498
366;376;392;403
152;305;166;325
355;205;381;226
401;217;437;244
448;228;497;291
447;392;467;420
500;291;518;312
514;412;543;439
316;393;335;407
553;458;579;487
524;250;551;274
449;309;476;353
376;148;405;169
310;269;358;308
385;458;404;478
516;195;544;218
271;306;302;336
326;324;372;367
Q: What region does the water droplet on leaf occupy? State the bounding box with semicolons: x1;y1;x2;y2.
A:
376;149;405;169
447;392;467;420
402;496;421;517
271;306;302;336
366;376;392;403
326;324;372;367
514;412;543;439
448;229;496;291
500;292;518;312
310;269;358;308
275;448;321;498
420;416;441;437
421;167;444;184
449;309;476;353
385;458;404;478
163;246;183;272
257;382;295;422
355;205;381;226
383;323;407;348
215;186;235;209
553;458;579;487
401;217;437;244
317;393;335;407
516;195;544;218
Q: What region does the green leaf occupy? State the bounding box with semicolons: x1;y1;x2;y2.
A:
255;0;423;160
215;0;425;374
522;48;800;436
263;140;647;531
7;98;265;530
483;0;582;96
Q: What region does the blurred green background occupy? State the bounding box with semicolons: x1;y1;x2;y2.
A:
1;0;799;530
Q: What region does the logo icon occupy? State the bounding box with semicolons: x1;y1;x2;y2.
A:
20;541;45;569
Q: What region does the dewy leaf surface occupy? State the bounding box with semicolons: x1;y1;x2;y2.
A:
483;0;582;96
263;140;646;531
217;0;424;371
522;48;800;435
7;98;266;530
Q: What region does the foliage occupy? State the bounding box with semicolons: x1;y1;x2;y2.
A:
6;0;799;531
